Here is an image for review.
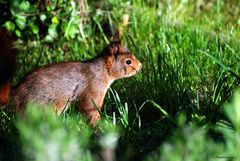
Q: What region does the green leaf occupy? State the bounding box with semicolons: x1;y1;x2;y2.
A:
4;21;15;32
44;24;58;42
44;35;53;42
47;5;55;11
51;16;59;24
30;24;39;34
15;29;22;37
15;15;26;30
40;14;47;22
19;1;30;11
65;25;77;39
48;24;58;38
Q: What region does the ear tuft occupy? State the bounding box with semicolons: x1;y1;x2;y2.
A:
112;29;122;44
107;42;120;56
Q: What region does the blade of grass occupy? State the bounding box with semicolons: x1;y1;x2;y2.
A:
198;50;240;81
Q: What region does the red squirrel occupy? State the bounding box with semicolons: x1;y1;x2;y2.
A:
0;28;142;125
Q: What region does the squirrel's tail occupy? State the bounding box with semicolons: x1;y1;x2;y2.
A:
0;28;16;106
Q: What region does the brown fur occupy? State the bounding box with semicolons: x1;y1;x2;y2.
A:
0;82;11;106
0;31;142;126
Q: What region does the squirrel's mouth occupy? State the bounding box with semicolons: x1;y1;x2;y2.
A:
134;63;142;73
127;64;142;77
134;67;141;73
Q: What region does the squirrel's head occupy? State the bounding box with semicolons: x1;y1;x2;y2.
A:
103;39;142;80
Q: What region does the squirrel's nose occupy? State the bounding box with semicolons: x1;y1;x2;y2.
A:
138;63;142;70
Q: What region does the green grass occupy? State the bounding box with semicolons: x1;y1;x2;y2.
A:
1;0;240;161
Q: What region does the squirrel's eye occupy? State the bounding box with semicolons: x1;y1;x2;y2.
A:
126;59;132;65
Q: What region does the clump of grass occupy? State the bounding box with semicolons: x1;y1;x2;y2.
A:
16;103;121;161
145;90;240;161
16;103;91;161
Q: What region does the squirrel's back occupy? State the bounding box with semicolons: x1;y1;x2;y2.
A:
13;61;95;112
0;28;16;106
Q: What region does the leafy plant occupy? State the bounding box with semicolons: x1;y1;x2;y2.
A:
16;103;92;161
3;0;85;41
145;90;240;161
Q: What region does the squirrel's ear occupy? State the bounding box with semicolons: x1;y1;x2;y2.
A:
112;29;122;44
109;29;122;49
107;42;120;56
